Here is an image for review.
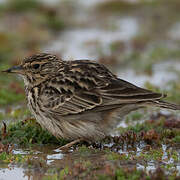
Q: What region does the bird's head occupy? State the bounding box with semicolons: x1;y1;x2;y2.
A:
3;53;63;87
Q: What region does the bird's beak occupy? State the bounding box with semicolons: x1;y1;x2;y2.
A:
2;65;24;74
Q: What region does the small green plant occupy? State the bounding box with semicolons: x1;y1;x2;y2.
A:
0;152;27;163
1;119;68;147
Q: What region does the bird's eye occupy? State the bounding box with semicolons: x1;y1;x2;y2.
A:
32;64;40;69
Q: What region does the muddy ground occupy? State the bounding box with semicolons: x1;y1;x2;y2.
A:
0;0;180;179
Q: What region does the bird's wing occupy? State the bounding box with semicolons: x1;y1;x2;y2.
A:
98;78;165;105
39;60;164;116
39;60;114;115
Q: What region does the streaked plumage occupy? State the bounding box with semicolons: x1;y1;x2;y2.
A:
4;53;180;141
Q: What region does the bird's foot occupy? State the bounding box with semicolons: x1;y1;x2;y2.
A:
59;138;83;150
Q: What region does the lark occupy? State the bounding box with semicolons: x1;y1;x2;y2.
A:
3;53;180;149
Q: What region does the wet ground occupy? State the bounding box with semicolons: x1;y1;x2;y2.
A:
0;0;180;179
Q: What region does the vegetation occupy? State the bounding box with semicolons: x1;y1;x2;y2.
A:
0;0;180;179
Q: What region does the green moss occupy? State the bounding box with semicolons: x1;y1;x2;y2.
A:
126;123;148;133
1;119;68;147
137;148;164;162
0;152;27;163
42;167;69;180
77;145;101;157
78;145;91;153
43;174;58;180
10;108;30;119
115;168;144;180
126;111;144;122
59;167;69;179
171;150;179;162
148;149;163;161
98;175;112;180
172;136;180;143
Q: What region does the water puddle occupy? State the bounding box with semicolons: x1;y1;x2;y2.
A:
0;142;179;179
1;0;180;179
0;167;28;180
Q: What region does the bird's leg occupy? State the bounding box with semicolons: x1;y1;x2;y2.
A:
59;138;84;150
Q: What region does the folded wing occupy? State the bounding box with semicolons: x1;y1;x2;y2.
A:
39;61;164;116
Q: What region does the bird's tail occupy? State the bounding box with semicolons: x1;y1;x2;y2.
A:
150;100;180;111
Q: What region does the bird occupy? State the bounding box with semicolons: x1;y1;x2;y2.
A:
3;53;180;149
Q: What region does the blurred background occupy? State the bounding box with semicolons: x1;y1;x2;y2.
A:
0;0;180;106
0;1;180;179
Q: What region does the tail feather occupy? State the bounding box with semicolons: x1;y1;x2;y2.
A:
152;100;180;110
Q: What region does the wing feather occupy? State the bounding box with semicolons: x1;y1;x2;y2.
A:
39;60;164;116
